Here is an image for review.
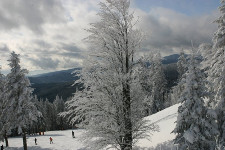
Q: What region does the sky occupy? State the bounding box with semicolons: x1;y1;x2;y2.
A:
0;0;220;75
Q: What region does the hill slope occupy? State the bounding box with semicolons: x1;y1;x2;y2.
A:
29;54;179;101
29;68;80;84
3;104;179;150
29;68;81;102
137;104;179;149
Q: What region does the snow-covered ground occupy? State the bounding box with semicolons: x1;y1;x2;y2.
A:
2;104;179;150
2;129;87;150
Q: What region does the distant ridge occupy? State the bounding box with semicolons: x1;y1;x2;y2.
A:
29;68;81;84
162;54;180;64
29;54;180;102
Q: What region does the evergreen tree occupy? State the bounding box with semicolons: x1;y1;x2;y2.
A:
31;95;43;134
198;43;215;107
0;67;4;114
170;51;188;106
43;99;57;131
177;51;187;80
1;52;38;150
173;53;218;150
0;67;6;142
62;0;158;149
198;43;213;72
53;95;67;130
148;52;167;114
209;0;225;148
215;64;225;150
37;98;46;132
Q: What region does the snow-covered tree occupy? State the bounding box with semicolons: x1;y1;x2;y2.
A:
43;99;57;131
177;51;187;80
197;43;215;107
215;63;225;150
29;95;43;134
62;0;158;149
1;52;38;150
0;67;6;142
173;53;218;150
0;67;4;113
147;52;167;114
208;0;225;148
53;95;67;130
170;51;188;106
198;43;213;72
170;82;184;106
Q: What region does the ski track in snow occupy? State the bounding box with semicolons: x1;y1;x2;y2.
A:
2;104;180;150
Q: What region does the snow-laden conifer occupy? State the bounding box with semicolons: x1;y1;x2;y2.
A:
215;63;225;150
208;0;225;148
173;52;218;150
1;52;38;150
170;51;188;106
198;43;213;72
54;95;67;130
0;67;5;141
62;0;158;149
43;99;57;131
147;52;167;114
177;51;187;80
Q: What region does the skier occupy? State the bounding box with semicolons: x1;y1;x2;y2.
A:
72;131;75;138
35;138;37;145
1;145;3;150
49;137;53;144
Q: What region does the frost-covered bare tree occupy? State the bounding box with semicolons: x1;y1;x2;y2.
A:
62;0;158;149
0;52;38;150
173;52;218;150
208;0;225;148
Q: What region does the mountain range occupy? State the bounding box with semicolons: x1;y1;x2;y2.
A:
29;54;180;102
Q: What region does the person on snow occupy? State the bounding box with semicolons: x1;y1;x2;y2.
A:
72;131;75;138
35;138;37;145
1;144;3;150
49;137;53;144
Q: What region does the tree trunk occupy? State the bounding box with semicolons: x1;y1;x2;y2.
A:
122;38;132;150
4;130;9;147
23;132;27;150
123;83;132;150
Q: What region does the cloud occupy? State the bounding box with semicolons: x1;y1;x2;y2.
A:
0;0;220;74
0;0;65;34
33;39;52;49
61;43;82;52
29;57;60;70
0;44;10;53
135;7;218;55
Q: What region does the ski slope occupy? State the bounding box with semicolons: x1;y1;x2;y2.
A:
137;104;179;149
2;104;179;150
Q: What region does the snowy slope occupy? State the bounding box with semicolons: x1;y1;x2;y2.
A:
137;104;179;148
2;130;87;150
2;104;179;150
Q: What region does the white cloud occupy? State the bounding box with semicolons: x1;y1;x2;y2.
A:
0;0;219;74
134;7;218;56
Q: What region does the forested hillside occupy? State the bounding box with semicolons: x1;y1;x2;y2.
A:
29;55;179;102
